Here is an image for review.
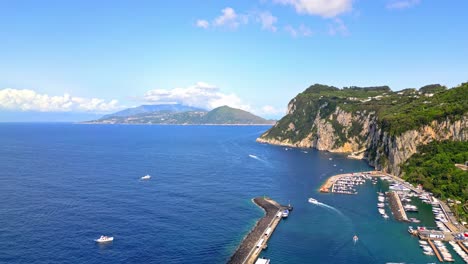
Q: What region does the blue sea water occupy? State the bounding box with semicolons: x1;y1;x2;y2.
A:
0;124;446;263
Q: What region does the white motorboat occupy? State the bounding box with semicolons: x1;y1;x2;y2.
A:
308;198;319;204
141;175;151;180
95;235;114;243
282;209;289;218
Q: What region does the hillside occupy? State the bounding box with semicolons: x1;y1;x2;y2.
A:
101;104;205;119
86;105;274;125
201;106;272;124
258;82;468;175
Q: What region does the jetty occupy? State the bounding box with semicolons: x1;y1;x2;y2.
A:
458;241;468;254
387;191;409;222
228;197;288;264
427;239;444;262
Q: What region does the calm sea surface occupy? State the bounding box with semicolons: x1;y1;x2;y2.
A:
0;124;452;263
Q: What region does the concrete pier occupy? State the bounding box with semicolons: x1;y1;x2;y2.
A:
228;197;287;264
387;191;409;222
428;239;444;262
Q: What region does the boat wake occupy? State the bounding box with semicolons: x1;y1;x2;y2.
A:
248;154;260;160
316;202;345;217
248;154;272;167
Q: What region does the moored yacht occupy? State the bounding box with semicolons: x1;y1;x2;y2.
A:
282;209;289;218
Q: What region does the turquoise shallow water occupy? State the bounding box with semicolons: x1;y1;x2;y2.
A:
0;124;452;263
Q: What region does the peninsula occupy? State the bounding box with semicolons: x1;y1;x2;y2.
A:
85;105;275;125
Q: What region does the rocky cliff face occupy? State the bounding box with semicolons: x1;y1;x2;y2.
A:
367;117;467;175
258;97;467;176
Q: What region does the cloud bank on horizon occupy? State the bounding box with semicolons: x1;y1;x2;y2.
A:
0;88;120;113
0;84;285;118
143;82;250;111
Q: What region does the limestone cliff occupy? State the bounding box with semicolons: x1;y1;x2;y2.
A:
257;83;468;175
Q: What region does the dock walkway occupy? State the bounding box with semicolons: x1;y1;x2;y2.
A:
228;197;286;264
387;191;409;222
428;239;444;262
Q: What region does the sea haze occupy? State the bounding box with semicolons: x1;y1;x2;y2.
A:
0;124;443;263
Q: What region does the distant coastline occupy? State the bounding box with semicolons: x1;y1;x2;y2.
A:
79;122;274;126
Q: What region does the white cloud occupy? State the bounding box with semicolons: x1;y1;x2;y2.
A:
274;0;353;18
328;18;349;36
212;7;248;29
260;105;286;116
144;82;251;111
257;11;278;32
284;24;313;37
196;19;210;29
0;88;121;113
386;0;420;9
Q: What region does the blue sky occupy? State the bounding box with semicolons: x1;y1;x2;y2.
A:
0;0;467;121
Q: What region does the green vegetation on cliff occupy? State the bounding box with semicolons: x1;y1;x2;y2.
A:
262;82;468;141
401;141;468;220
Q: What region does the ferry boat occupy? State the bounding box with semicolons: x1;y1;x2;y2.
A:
95;235;114;243
308;198;319;204
141;175;151;180
282;209;289;218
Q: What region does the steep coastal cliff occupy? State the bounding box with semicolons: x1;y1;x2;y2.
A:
258;83;468;175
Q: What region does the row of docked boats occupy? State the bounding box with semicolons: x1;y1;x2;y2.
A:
434;240;455;262
330;174;369;195
418;240;434;256
376;193;389;219
449;241;468;263
377;192;389;219
404;204;418;212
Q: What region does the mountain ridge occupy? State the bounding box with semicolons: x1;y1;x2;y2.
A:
85;105;275;125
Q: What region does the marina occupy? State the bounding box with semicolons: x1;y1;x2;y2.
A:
321;169;468;263
228;197;288;264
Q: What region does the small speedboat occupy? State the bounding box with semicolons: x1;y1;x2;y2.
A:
353;235;358;243
308;198;319;204
282;209;289;218
95;235;114;243
141;175;151;180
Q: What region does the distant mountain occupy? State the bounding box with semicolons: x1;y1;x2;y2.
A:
201;106;272;124
102;104;205;119
85;105;274;125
